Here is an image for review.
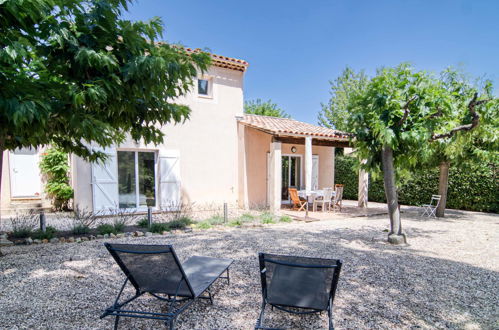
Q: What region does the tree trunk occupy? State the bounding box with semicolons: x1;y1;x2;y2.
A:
436;161;450;217
0;146;3;256
381;145;406;244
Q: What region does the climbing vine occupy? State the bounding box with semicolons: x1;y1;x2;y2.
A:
39;148;74;211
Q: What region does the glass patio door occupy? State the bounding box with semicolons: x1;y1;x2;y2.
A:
117;151;156;209
281;155;302;200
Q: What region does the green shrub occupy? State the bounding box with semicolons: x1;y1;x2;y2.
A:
97;223;116;235
113;222;126;233
39;148;74;211
335;156;499;212
150;222;170;233
11;228;33;239
261;212;276;224
279;215;293;223
239;213;254;222
72;224;90;235
31;226;58;240
137;218;149;228
10;212;37;238
196;221;212;230
167;217;194;230
228;219;242;227
206;215;225;226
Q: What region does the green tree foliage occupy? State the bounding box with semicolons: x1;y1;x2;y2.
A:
244;99;290;118
39;147;73;210
0;0;211;158
318;67;368;131
346;63;497;243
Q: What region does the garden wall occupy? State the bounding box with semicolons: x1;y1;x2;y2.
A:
335;156;499;213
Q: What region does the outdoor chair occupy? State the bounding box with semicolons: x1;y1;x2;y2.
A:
332;185;344;212
101;243;233;330
421;195;441;218
313;188;334;212
289;188;307;211
255;253;343;330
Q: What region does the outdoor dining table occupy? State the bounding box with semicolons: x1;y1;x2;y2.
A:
298;189;335;200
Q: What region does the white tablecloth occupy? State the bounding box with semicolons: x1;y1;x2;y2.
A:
298;189;335;200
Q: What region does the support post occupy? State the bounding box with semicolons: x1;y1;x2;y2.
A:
147;207;153;229
269;140;282;214
40;212;46;232
358;160;369;208
223;202;228;223
305;136;312;194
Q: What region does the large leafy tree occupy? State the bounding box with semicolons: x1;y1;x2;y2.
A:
347;64;497;244
244;99;290;118
0;0;211;207
318;67;368;131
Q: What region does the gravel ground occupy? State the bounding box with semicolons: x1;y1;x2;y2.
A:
0;209;498;329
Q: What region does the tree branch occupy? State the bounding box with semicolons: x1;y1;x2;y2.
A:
431;93;490;140
397;95;417;126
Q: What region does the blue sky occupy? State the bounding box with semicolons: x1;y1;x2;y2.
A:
123;0;499;124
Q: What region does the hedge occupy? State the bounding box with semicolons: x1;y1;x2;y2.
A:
335;156;499;213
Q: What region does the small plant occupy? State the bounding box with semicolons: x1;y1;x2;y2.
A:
108;206;136;231
10;212;37;238
31;226;58;240
279;215;293;223
167;217;194;230
239;213;255;223
228;219;242;227
72;206;99;234
137;218;149;228
39;147;74;211
150;222;170;233
113;222;125;233
206;215;225;226
97;224;116;235
261;212;276;224
196;221;212;230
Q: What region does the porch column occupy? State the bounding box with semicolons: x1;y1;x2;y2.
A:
358;159;368;208
331;147;336;186
237;122;249;209
269;139;282;214
305;136;312;193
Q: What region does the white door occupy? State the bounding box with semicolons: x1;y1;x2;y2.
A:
9;148;41;198
159;150;181;211
312;155;319;190
91;146;119;213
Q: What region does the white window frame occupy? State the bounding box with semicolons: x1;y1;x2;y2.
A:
197;76;213;99
117;149;158;211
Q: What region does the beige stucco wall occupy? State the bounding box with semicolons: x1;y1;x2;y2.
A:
242;126;335;207
73;65;244;211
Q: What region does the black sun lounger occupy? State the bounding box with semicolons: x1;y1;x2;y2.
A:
100;243;233;329
256;253;342;330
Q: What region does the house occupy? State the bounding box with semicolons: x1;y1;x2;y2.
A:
1;50;366;216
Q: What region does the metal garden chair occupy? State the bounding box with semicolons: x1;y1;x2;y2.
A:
256;253;343;330
421;195;441;218
101;243;233;329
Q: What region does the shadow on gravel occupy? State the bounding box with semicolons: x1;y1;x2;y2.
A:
0;224;497;329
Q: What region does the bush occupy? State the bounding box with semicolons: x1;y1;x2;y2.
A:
31;226;57;240
239;213;254;222
228;219;242;227
113;222;126;233
39;148;74;211
279;215;293;223
335;156;499;212
206;215;225;226
260;212;276;224
10;212;37;238
72;207;99;234
97;224;116;235
150;222;169;233
167;217;194;230
196;221;212;230
137;218;149;228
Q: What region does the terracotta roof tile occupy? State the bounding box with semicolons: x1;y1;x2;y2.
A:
185;48;249;72
239;114;350;140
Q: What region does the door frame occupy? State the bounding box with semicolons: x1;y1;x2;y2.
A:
281;153;303;201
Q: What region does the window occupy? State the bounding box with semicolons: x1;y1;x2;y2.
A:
197;78;211;97
118;151;156;208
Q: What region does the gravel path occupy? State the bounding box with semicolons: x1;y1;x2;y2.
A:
1;210;498;329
